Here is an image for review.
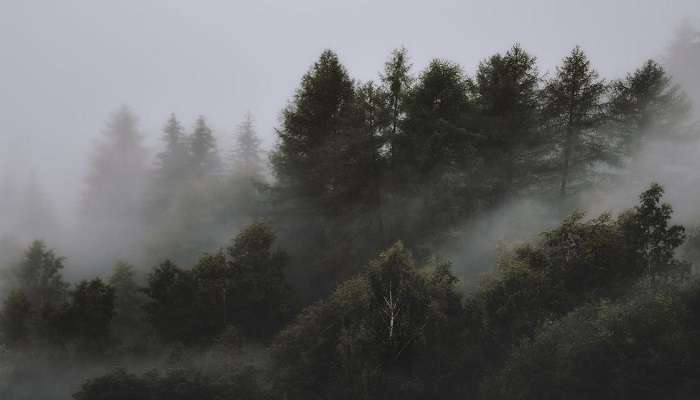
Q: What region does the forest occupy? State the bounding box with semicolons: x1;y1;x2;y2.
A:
2;18;700;400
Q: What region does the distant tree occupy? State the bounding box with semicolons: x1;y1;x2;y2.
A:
666;20;700;116
155;113;191;190
542;46;608;197
0;290;32;346
189;116;221;177
231;112;264;179
12;240;68;311
609;60;690;152
83;106;149;220
474;44;542;200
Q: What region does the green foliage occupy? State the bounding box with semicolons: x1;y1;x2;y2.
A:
482;280;700;400
144;224;295;344
473;44;542;200
65;278;116;355
273;242;464;399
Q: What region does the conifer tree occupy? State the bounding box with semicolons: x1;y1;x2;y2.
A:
542;46;608;197
189;115;221;177
609;60;690;152
231;112;263;179
474;44;542;199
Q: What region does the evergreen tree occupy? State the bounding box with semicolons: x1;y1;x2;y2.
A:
156;113;191;186
270;49;359;215
474;44;542;200
609;60;690;152
12;240;68;311
395;59;475;177
666;21;700;117
109;261;147;345
0;290;32;346
542;46;608;197
83;106;149;220
231;112;263;179
66;278;115;354
189;115;221;177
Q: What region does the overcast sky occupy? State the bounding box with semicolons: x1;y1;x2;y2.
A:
1;0;699;214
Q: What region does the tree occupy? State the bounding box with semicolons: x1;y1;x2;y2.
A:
226;223;295;338
143;260;199;344
83;106;149;220
273;242;464;399
66;279;115;354
380;47;413;153
109;262;147;346
0;290;32;346
666;20;700;117
81;106;150;267
542;46;608;197
155;113;191;191
395;59;475;177
190;115;221;177
270;49;358;215
231;112;264;179
473;44;542;200
609;60;690;152
12;240;68;311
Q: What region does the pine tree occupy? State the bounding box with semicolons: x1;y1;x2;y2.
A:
83;106;149;220
231;112;263;179
474;44;542;200
189;115;221;177
270;49;359;215
395;59;475;177
609;60;690;152
542;46;608;197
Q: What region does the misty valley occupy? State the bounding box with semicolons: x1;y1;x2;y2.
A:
3;6;700;400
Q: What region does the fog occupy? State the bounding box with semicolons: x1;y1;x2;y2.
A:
3;2;700;399
2;0;699;213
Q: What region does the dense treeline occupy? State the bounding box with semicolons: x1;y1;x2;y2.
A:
2;26;700;400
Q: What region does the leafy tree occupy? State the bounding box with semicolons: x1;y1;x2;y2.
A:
542;46;608;197
482;281;700;400
474;44;542;200
609;59;690;152
0;290;32;346
273;242;464;399
143;260;198;344
380;47;413;152
65;278;115;355
226;223;295;338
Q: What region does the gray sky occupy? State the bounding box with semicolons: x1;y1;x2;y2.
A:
1;0;699;215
